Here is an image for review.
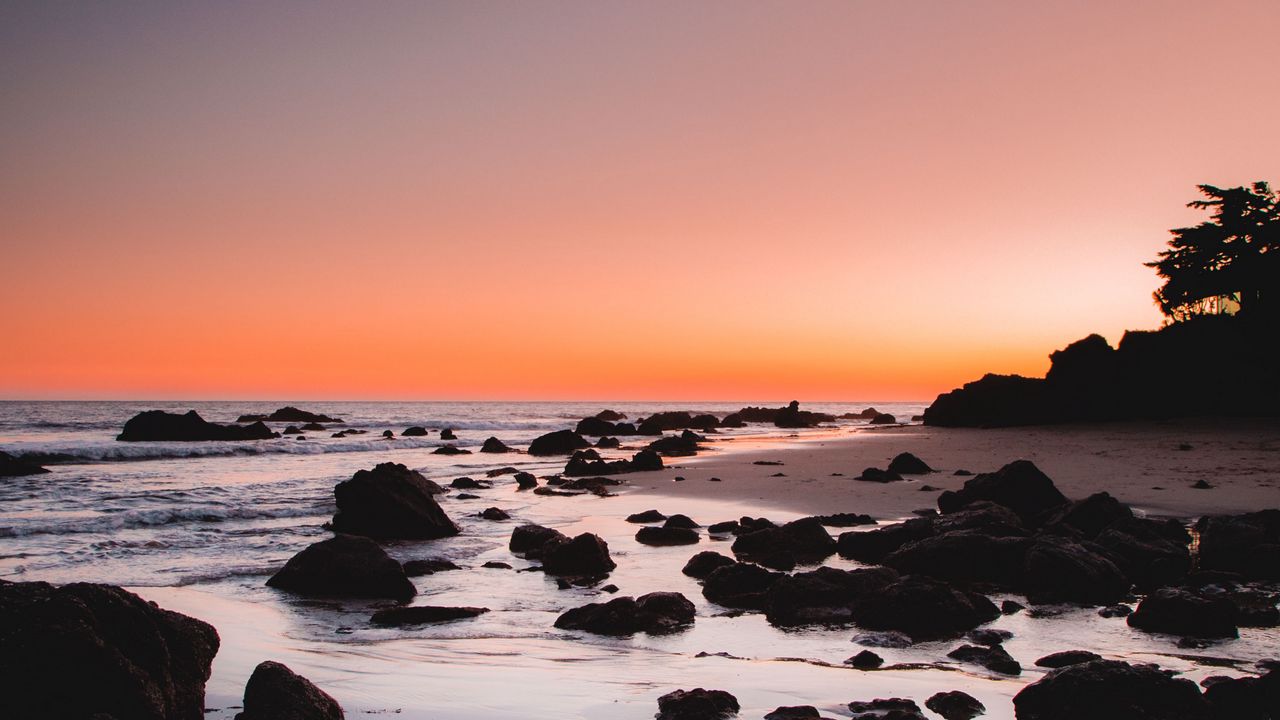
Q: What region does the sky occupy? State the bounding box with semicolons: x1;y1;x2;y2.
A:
2;1;1278;401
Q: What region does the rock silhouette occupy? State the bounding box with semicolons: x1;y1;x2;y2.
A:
234;660;343;720
118;410;279;441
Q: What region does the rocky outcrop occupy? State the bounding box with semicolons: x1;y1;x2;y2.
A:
0;580;220;720
480;437;512;453
701;562;784;609
234;660;343;720
647;431;703;456
527;430;592;456
938;460;1068;522
1126;588;1239;638
656;688;740;720
1195;510;1280;581
537;532;616;576
849;575;1000;640
731;518;836;568
947;643;1021;675
369;606;489;627
763;566;898;627
564;449;663;476
331;463;459;540
868;413;897;425
118;410;279;441
1012;659;1210;720
266;535;416;601
554;592;695;635
237;407;343;423
925;691;985;720
0;450;49;477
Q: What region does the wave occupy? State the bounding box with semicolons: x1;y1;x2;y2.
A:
7;436;468;465
0;503;329;538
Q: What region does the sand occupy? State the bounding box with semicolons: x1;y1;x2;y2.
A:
627;418;1280;521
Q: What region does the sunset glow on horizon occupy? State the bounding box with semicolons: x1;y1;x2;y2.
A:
3;1;1278;401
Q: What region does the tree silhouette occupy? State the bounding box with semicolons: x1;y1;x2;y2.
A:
1147;182;1279;321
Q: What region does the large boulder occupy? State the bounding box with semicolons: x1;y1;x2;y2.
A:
479;437;512;453
237;407;342;423
849;575;1000;640
527;430;592;456
924;373;1057;428
763;566;898;627
701;562;784;610
884;530;1030;586
1127;588;1239;638
1195;511;1280;581
118;410;279;441
888;452;934;474
266;535;416;601
509;524;569;558
938;460;1069;522
554;592;695;635
1023;538;1130;605
656;688;740;720
1093;520;1191;589
731;518;836;567
637;526;700;546
234;660;343;720
682;551;737;579
540;533;616;576
1012;659;1210;720
0;580;220;720
330;463;459;540
0;450;49;477
574;417;618;436
926;691;985;720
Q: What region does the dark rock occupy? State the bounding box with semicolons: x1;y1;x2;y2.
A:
627;509;667;523
774;400;832;428
282;425;303;435
555;592;695;635
764;566;899;627
559;475;623;492
1093;519;1191;589
331;462;458;540
838;519;935;563
925;691;985;720
382;430;394;438
455;492;481;500
575;416;617;436
1002;600;1026;614
596;409;627;421
682;551;737;579
540;533;616;576
1192;479;1213;489
648;433;701;456
846;650;884;668
267;535;416;601
510;524;569;558
237;407;342;424
955;469;974;476
888;452;934;474
596;436;621;449
856;467;905;483
1043;492;1133;538
1012;659;1211;720
432;444;470;455
708;520;741;534
764;706;822;719
884;530;1030;586
234;660;341;720
967;628;1013;646
439;428;456;440
482;561;511;569
564;450;663;476
1024;538;1130;605
1097;604;1132;618
1231;588;1280;627
810;512;876;527
299;423;325;432
869;413;897;425
637;526;700;546
401;426;429;436
0;450;49;477
451;476;488;489
514;472;537;489
1127;588;1239;638
1195;511;1280;581
847;698;925;719
0;580;219;720
1036;650;1102;668
947;643;1021;675
480;437;512;453
527;429;592;456
732;518;836;566
702;562;784;609
118;410;279;441
849;575;1000;640
1202;671;1278;720
664;514;701;529
937;460;1068;522
402;558;460;576
370;605;488;627
656;688;740;720
636;411;696;435
479;507;510;521
719;413;745;427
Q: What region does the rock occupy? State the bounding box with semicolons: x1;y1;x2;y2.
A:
701;562;784;610
922;373;1057;428
267;535;416;601
487;466;520;477
947;644;1021;675
233;661;342;720
719;413;745;427
810;512;876;527
937;460;1068;522
559;475;623;492
1023;538;1131;605
451;476;488;489
1035;650;1102;668
369;606;488;627
514;472;538;489
883;531;1030;586
1127;588;1239;638
512;526;568;560
732;518;836;566
888;452;934;474
1012;659;1211;720
1202;671;1279;720
237;407;343;424
482;561;511;569
967;628;1013;646
664;514;701;529
847;698;925;719
0;450;49;477
596;409;627;421
0;580;219;720
1002;600;1026;614
1097;604;1131;618
118;410;279;441
846;649;884;668
708;520;741;534
480;437;512;453
596;436;621;449
575;416;618;436
440;428;456;440
868;413;897;425
856;467;905;483
1195;511;1280;581
432;444;471;455
401;558;460;576
554;592;695;635
282;425;303;435
764;706;822;719
540;533;616;576
925;691;985;720
382;430;394;438
401;426;429;436
455;492;481;500
838;519;935;563
1042;492;1133;538
331;463;459;540
774;400;830;428
849;575;1000;640
648;433;701;456
527;429;592;456
479;507;510;521
1192;479;1213;489
637;526;700;546
764;566;899;627
682;551;736;578
636;411;698;435
627;509;667;523
656;688;740;720
564;450;664;476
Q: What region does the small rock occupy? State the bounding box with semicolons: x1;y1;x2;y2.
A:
925;691;985;720
845;650;884;669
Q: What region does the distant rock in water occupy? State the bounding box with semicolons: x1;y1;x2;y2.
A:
480;437;512;453
0;580;219;720
118;410;279;441
370;605;489;627
234;660;343;720
0;450;49;477
440;428;457;440
432;444;471;455
925;317;1279;427
595;409;627;421
401;426;429;436
236;406;343;424
528;429;592;456
554;592;695;635
731;401;835;428
331;462;458;540
266;534;416;601
564;449;663;476
869;413;897;425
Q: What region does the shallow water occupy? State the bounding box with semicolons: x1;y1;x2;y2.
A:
2;401;1273;718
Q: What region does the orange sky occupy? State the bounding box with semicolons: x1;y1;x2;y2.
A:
2;1;1278;401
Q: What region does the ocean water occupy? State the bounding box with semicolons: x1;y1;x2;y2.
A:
1;401;1273;719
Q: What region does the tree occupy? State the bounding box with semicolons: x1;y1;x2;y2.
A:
1147;182;1279;321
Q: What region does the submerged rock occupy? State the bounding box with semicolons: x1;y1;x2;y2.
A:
118;409;278;441
480;437;512;453
237;406;342;424
1127;588;1239;638
0;450;49;477
234;660;343;720
627;509;667;523
1035;650;1102;668
0;580;219;720
369;606;489;627
331;463;459;540
401;426;429;436
656;688;740;720
555;592;695;635
266;535;416;601
1012;659;1210;720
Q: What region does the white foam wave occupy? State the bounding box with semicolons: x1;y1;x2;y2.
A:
0;504;328;538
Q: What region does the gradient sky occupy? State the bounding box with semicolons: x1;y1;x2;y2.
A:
3;1;1278;401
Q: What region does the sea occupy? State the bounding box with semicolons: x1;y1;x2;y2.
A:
0;401;1271;719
